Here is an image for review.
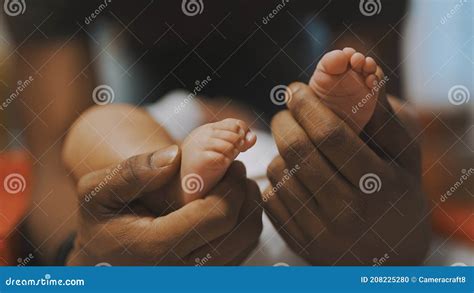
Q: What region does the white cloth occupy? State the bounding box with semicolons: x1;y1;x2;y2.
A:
146;90;206;142
146;91;308;266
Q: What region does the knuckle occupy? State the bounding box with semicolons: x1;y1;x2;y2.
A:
281;136;311;164
270;110;289;130
119;155;145;186
209;203;239;232
317;122;347;147
226;161;246;180
289;83;313;106
223;209;240;231
267;157;285;183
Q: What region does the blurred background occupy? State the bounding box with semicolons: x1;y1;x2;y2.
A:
0;0;472;266
402;0;473;266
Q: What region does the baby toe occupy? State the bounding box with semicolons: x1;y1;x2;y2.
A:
363;57;377;75
215;118;248;137
317;49;349;75
239;130;257;152
365;74;379;89
350;52;366;73
206;119;257;158
207;138;238;159
342;47;356;59
212;129;242;145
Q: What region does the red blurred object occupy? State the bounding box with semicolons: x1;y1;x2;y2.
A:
418;109;473;246
0;151;32;266
432;201;474;246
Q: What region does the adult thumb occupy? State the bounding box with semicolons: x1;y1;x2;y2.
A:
77;145;181;210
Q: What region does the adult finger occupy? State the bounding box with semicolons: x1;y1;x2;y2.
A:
266;156;332;241
262;185;307;247
226;244;260;266
125;161;249;260
77;145;181;212
267;155;318;217
263;195;308;252
285;82;395;186
271;110;359;202
186;179;263;265
364;92;420;172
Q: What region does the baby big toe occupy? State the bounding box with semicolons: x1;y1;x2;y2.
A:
343;47;356;59
317;49;349;75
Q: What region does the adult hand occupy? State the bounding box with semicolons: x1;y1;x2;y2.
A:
264;82;430;265
66;145;262;266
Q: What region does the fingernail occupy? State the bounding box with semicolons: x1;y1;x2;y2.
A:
245;131;255;142
151;145;179;168
238;139;244;147
288;83;302;96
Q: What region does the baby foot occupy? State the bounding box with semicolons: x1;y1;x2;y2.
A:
178;118;257;205
309;47;381;133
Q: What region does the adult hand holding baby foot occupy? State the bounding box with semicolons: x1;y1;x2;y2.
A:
66;145;262;266
264;48;429;265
